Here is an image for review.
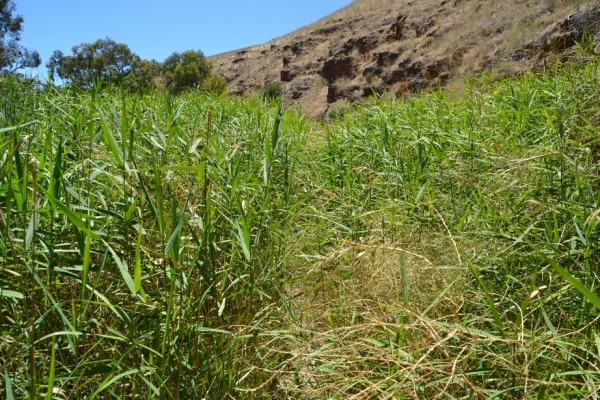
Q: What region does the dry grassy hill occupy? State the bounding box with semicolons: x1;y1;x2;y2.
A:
210;0;599;117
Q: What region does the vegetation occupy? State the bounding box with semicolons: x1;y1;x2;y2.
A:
47;38;141;89
326;99;350;120
162;50;212;94
261;81;284;101
0;0;40;71
1;49;600;399
48;42;226;94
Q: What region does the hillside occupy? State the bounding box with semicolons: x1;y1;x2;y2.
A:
210;0;600;117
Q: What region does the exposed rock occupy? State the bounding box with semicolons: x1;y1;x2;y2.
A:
514;4;600;62
376;51;401;66
314;22;345;36
335;38;360;56
327;82;362;103
322;57;355;83
413;17;435;38
356;36;380;54
327;84;342;103
363;86;385;98
363;65;384;77
384;56;450;87
288;75;315;101
281;69;297;82
389;14;408;40
425;57;450;79
210;0;600;118
291;44;304;56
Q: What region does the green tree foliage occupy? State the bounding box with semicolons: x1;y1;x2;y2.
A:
0;0;40;71
47;41;227;94
123;59;163;92
47;38;140;88
202;73;227;94
163;49;213;93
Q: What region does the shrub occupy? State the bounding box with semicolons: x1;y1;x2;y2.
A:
261;81;284;101
164;49;212;93
202;73;227;94
326;99;351;120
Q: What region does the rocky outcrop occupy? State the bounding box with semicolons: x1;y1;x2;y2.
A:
210;1;600;119
514;4;600;61
389;14;408;40
322;57;355;83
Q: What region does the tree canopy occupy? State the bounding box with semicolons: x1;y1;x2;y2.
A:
47;38;140;88
48;41;227;94
163;50;213;93
0;0;41;71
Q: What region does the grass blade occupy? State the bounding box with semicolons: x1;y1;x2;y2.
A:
134;223;143;295
537;252;600;310
99;110;124;169
467;260;505;337
46;339;56;400
81;234;92;301
135;164;163;234
106;243;137;297
4;369;13;400
164;188;194;257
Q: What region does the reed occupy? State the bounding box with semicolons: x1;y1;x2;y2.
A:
1;51;600;398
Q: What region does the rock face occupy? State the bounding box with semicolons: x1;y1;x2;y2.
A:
210;0;600;118
514;4;600;61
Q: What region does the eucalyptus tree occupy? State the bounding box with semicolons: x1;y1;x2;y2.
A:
0;0;41;71
47;37;140;87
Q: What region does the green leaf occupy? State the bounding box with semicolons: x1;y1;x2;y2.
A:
36;331;83;344
125;198;137;221
4;369;14;400
135;165;162;234
46;192;101;240
466;260;505;338
106;243;136;297
88;284;132;327
361;338;387;347
0;288;23;299
159;165;203;172
89;366;156;400
236;220;251;262
50;140;63;201
134;223;143;295
81;234;92;301
99;111;124;169
0;120;38;134
46;339;56;400
165;189;194;257
538;252;600;311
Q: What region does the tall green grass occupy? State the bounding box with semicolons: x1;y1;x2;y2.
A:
1;51;600;398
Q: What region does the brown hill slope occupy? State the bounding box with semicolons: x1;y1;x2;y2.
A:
210;0;600;118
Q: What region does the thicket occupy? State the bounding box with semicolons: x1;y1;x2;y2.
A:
261;81;284;101
47;41;227;94
1;51;600;399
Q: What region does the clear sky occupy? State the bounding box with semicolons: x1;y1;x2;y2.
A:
14;0;353;77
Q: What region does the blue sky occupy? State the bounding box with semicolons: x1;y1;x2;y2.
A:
15;0;353;77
